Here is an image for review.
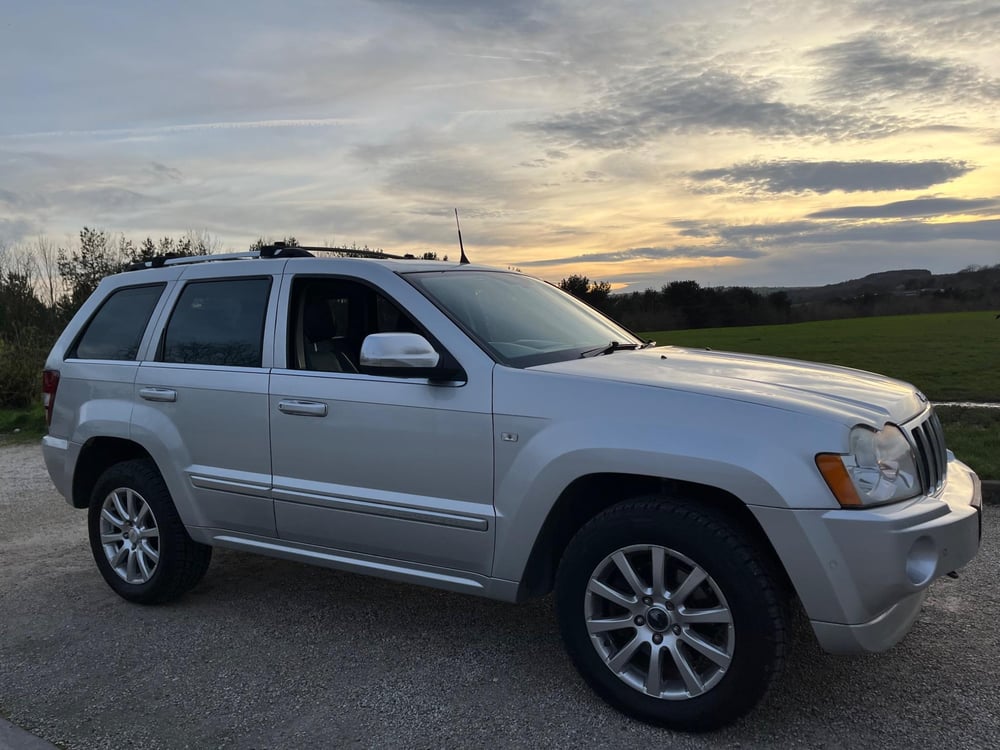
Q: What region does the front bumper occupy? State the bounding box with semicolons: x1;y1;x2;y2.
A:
752;455;982;654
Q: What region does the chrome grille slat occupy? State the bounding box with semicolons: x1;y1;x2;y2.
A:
907;410;947;494
911;425;932;490
931;412;948;480
924;422;943;488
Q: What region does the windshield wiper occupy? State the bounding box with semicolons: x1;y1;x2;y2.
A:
579;341;641;358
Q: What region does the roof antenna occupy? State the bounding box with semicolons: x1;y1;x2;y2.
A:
454;208;470;265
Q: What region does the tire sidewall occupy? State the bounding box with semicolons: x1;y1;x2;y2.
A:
556;502;783;730
87;461;173;603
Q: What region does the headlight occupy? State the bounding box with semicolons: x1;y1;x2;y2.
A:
816;424;920;508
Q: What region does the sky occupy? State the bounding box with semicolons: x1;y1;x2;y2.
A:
1;0;998;290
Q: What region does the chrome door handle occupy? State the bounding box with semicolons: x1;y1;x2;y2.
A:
139;387;177;403
277;399;328;417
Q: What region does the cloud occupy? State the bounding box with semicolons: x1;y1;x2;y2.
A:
519;66;903;149
807;196;1000;219
383;157;524;205
371;0;550;33
682;217;1000;247
148;162;183;182
0;217;38;244
350;129;452;166
51;187;161;214
602;235;998;290
811;34;1000;105
0;189;24;208
518;244;766;267
688;159;973;194
848;0;1000;48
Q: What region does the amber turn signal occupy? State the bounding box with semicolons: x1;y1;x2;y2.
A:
815;453;863;508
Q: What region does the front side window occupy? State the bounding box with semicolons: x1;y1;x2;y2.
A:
161;278;271;367
289;278;423;373
405;271;640;367
71;284;165;360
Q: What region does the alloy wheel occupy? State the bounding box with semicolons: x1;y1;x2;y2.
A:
584;544;735;700
98;487;160;584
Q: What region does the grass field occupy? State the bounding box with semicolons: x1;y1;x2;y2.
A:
934;406;1000;482
645;310;1000;403
0;405;45;445
645;311;999;479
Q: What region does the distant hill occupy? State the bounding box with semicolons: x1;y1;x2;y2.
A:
784;266;1000;306
578;264;999;334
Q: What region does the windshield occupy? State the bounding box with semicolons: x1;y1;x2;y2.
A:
405;270;642;367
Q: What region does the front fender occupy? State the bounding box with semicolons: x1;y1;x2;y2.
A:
490;388;846;582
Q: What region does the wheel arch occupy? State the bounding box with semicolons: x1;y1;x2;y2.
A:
515;473;791;601
71;437;154;509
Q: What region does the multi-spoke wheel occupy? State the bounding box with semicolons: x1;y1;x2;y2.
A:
586;545;735;700
556;498;787;732
99;487;161;584
88;459;212;604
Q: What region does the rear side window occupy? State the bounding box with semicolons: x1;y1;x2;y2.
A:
71;284;165;360
160;278;271;367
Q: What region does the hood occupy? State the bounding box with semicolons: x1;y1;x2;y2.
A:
531;346;925;425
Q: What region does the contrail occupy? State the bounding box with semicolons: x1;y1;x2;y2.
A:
2;117;362;140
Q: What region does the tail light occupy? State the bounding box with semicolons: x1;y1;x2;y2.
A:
42;369;60;427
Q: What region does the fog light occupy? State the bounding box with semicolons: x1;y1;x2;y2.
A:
905;536;937;586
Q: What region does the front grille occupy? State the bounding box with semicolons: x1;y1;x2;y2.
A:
908;409;948;494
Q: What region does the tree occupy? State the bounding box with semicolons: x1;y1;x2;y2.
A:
33;237;60;310
0;246;53;407
0;250;47;345
559;274;591;299
558;274;613;312
57;228;126;316
251;236;299;250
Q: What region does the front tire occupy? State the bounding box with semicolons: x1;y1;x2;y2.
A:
555;497;787;732
88;459;212;604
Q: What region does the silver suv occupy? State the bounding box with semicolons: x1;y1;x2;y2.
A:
41;249;983;731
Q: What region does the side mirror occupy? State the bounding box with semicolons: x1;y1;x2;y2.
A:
360;333;462;380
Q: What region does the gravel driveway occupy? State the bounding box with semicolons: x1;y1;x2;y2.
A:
1;442;997;749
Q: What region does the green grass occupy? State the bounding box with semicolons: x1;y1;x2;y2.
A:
644;311;1000;402
936;407;1000;481
0;405;46;445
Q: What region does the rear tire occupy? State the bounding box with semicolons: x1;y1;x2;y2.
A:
88;459;212;604
555;497;787;732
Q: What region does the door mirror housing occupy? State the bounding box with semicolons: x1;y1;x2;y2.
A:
360;333;462;380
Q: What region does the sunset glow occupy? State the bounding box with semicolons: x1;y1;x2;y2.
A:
1;0;997;288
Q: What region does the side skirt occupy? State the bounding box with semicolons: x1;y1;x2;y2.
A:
187;526;521;602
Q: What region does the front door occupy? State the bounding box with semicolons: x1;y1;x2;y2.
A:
269;272;495;574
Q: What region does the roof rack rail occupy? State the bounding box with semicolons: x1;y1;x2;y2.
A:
125;242;426;272
125;251;262;271
258;242;417;260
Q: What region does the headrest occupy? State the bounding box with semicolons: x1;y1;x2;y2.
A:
303;299;337;342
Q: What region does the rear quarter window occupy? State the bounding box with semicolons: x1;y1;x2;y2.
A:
70;284;166;360
160;278;271;367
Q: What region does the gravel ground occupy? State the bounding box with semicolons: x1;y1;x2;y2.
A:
1;442;997;749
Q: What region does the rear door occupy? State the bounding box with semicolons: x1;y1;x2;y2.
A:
268;262;496;575
132;263;281;536
48;278;173;447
